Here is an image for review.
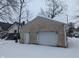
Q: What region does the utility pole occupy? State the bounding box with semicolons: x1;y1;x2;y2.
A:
66;14;68;24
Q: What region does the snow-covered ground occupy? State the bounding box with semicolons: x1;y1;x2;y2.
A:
0;38;79;58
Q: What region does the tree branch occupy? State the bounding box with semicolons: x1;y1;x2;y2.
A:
0;4;9;10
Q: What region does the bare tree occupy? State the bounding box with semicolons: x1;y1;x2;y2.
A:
18;0;31;23
45;0;64;18
0;0;31;23
26;9;31;22
0;0;19;22
39;8;46;17
17;0;31;33
18;0;24;24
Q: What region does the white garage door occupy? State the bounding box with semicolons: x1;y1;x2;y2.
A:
37;32;58;46
24;33;29;44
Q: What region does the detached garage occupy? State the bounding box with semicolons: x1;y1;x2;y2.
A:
20;16;67;48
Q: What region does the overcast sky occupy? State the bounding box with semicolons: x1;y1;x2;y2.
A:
28;0;79;23
0;0;79;23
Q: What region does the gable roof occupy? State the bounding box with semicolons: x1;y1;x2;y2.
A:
0;22;12;31
8;21;24;30
23;16;65;27
8;22;19;30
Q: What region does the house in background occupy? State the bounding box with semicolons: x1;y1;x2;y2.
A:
74;27;79;38
74;20;79;28
73;21;79;37
5;21;25;40
8;22;25;34
0;21;25;40
0;22;11;32
20;16;67;48
8;22;19;33
0;22;12;38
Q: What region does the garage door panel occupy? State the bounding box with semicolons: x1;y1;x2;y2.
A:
37;32;58;46
24;33;29;44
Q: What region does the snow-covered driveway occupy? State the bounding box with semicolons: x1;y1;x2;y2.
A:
0;38;79;58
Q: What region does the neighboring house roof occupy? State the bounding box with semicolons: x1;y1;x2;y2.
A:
12;22;24;26
8;22;24;30
0;22;12;31
23;16;65;27
8;22;19;30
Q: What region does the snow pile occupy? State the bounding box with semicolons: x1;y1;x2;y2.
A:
0;38;79;58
